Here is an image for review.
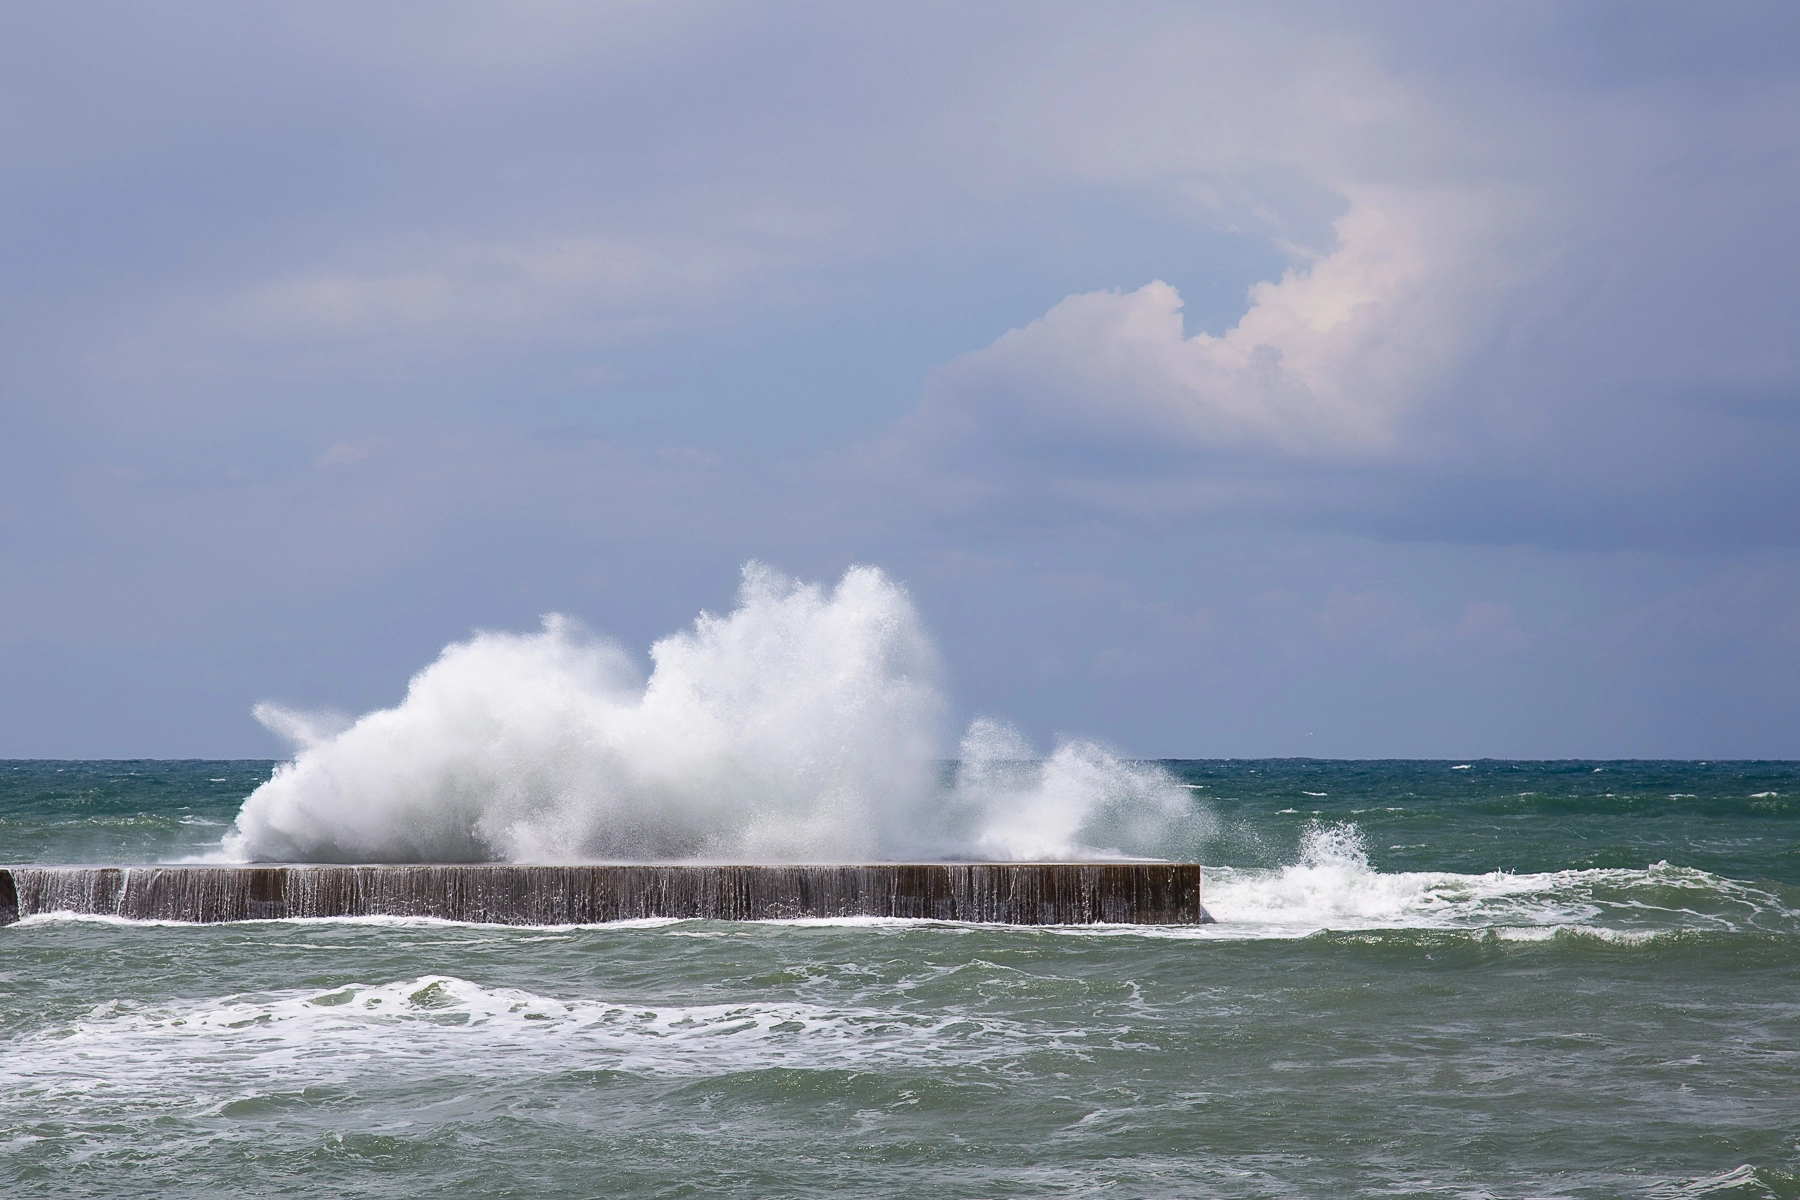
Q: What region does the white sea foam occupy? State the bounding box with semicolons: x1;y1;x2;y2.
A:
1;974;1054;1106
1194;821;1796;940
947;718;1212;861
222;564;1204;864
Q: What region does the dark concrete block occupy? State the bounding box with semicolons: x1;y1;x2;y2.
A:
0;864;1214;927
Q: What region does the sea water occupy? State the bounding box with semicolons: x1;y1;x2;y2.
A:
4;758;1798;1199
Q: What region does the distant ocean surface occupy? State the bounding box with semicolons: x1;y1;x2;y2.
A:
5;759;1799;1199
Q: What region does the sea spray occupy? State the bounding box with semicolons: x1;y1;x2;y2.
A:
951;719;1213;860
1202;820;1453;928
222;564;1205;864
1200;819;1800;937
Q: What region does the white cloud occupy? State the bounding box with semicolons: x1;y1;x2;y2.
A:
913;190;1499;461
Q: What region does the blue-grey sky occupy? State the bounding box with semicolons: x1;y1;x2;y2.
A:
3;2;1798;758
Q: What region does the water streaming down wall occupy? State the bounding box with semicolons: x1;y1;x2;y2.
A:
0;864;1209;927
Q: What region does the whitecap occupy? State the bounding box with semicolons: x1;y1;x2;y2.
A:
1193;822;1797;941
0;973;1065;1109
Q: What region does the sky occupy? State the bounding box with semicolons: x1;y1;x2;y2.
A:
3;1;1798;759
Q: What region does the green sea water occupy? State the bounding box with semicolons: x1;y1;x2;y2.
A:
4;760;1799;1198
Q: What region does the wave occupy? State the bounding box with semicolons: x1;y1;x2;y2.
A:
1197;821;1799;940
2;974;1063;1105
221;564;1209;865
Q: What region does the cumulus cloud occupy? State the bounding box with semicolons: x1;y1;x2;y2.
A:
910;190;1499;463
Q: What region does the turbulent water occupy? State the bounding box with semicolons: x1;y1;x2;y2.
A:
221;566;1203;864
5;759;1799;1198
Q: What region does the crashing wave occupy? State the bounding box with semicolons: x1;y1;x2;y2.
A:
223;563;1209;864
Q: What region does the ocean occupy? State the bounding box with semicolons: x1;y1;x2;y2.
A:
3;758;1798;1199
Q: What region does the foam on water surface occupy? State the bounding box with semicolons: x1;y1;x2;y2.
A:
1193;821;1800;940
3;974;1058;1101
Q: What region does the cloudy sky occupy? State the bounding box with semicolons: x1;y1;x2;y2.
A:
4;2;1798;758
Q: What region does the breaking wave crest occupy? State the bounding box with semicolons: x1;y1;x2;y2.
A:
222;564;1207;864
3;974;1057;1105
1201;821;1799;940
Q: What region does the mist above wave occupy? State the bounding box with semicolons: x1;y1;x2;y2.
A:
223;564;1207;864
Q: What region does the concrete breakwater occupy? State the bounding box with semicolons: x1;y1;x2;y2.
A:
0;863;1210;927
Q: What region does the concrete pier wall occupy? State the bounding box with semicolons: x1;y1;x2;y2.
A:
0;863;1209;927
